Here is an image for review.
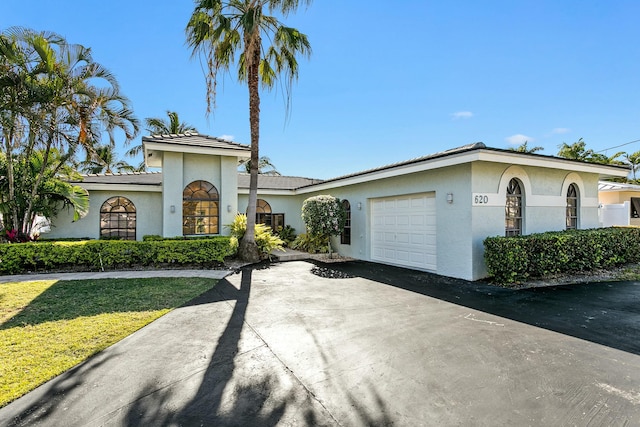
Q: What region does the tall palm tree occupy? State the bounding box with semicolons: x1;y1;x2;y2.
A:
186;0;312;261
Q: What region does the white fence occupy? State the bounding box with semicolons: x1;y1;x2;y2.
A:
599;202;630;227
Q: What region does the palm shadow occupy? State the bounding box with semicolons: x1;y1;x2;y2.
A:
123;266;302;426
316;260;640;355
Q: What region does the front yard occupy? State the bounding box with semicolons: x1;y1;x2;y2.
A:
0;277;217;408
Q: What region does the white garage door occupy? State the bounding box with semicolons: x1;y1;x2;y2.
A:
371;193;437;271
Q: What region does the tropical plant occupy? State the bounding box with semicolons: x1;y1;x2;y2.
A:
275;224;296;246
509;141;544;154
301;195;346;256
624;150;640;181
226;213;284;257
290;232;328;253
557;138;594;161
125;111;198;162
241;155;280;175
146;110;198;136
186;0;312;262
0;148;89;238
80;144;136;174
0;27;139;235
557;138;623;165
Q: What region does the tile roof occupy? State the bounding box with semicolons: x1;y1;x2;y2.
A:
142;132;250;151
237;173;323;190
73;172;323;190
308;142;487;186
73;172;163;185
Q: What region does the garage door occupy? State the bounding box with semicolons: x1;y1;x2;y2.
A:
371;193;437;271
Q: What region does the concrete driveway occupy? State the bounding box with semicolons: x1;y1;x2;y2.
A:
1;260;639;426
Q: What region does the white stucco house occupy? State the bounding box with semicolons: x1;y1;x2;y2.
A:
45;133;629;281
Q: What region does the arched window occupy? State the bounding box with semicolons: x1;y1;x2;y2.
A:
256;198;272;214
505;179;523;236
341;200;351;245
100;197;136;240
183;180;219;235
566;183;578;230
252;198;273;227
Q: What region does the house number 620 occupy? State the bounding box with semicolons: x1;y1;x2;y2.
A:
474;195;489;204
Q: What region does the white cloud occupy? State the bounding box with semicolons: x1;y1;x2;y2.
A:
451;111;474;120
551;127;570;135
218;134;235;141
505;134;534;145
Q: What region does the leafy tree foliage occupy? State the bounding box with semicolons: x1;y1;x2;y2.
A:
0;27;139;236
301;195;346;256
557;138;623;165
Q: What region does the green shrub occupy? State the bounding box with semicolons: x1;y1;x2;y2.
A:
484;227;640;284
0;237;234;275
291;233;329;253
226;214;284;258
276;225;296;247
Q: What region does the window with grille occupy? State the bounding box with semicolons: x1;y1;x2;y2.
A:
566;183;578;230
505;179;523;236
341;200;351;245
100;197;136;240
183;180;219;235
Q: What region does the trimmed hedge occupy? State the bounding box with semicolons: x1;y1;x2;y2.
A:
484;227;640;284
0;237;235;275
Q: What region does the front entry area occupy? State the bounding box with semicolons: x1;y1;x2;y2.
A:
371;193;437;271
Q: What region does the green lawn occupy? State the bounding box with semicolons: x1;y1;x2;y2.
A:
0;277;217;408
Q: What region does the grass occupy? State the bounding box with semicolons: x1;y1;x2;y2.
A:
0;277;216;408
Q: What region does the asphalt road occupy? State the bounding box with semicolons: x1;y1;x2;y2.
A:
1;260;639;426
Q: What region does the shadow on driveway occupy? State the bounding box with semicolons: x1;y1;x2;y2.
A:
317;260;640;355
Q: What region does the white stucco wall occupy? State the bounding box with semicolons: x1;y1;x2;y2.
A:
469;162;602;279
296;163;475;280
45;190;162;241
162;152;184;238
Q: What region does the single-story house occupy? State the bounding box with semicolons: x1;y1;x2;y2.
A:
46;133;629;281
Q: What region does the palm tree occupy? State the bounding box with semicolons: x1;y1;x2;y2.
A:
126;110;197;161
242;155;280;175
80;144;136;174
146;110;197;135
186;0;312;262
509;141;544;154
0;27;139;235
0;148;89;238
557;138;593;161
624;150;640;181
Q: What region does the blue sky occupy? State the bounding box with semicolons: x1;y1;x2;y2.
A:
4;1;640;179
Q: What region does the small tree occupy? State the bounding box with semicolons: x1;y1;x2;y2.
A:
301;195;346;257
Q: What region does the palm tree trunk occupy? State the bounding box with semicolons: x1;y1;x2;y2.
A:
238;26;262;262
